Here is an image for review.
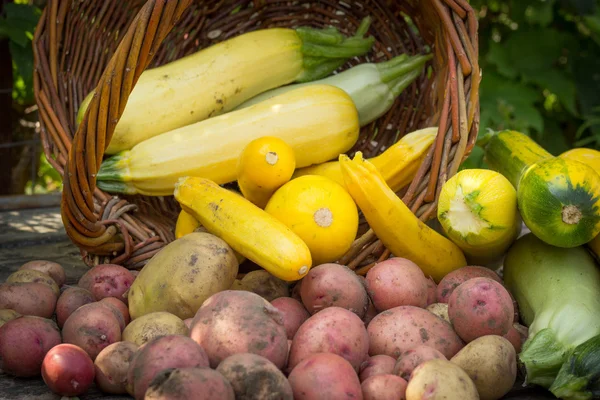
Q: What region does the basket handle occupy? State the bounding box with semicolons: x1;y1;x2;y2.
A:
58;0;192;254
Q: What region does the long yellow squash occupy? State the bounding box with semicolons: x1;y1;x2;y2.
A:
97;85;360;196
173;176;312;281
339;152;467;282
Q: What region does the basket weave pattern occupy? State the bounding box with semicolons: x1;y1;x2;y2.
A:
33;0;480;270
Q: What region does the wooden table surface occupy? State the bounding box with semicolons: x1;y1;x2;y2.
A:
0;207;558;399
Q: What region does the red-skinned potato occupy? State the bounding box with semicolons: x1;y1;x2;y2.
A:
0;282;57;318
271;296;310;339
392;345;447;381
94;341;139;394
288;353;363;400
0;316;61;377
503;325;523;353
362;300;378;327
42;344;95;397
78;264;135;303
361;374;407;400
6;269;60;297
365;258;429;311
145;367;235;400
127;334;210;400
99;297;131;325
183;318;193;329
55;287;95;328
436;266;502;303
426;277;437;306
287;306;369;373
19;260;66;287
448;277;514;342
359;355;396;382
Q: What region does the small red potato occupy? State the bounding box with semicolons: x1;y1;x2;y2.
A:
42;343;95;397
426;277;437;306
0;316;61;377
145;367;235;400
288;353;363;400
300;263;369;318
367;306;464;359
361;374;407;400
503;324;526;353
271;296;310;339
94;341;139;394
365;258;429;311
6;269;60;297
0;282;57;318
436;266;502;303
288;306;369;373
19;260;66;287
55;287;95;328
448;277;514;342
100;297;131;325
127;334;210;400
78;264;135;303
392;345;447;381
359;355;396;382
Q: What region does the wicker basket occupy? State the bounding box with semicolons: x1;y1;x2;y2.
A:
33;0;480;271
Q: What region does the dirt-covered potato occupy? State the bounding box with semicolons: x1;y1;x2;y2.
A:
362;374;407;400
234;270;290;301
55;287;95;328
100;297;131;325
270;297;310;340
367;306;464;359
288;353;363;400
287;306;369;373
128;232;239;320
451;335;517;400
436;266;502;303
216;353;293;400
42;344;96;397
425;303;450;323
0;316;61;377
300;263;369;318
78;264;135;303
122;311;188;346
359;355;396;382
392;345;447;381
365;258;429;311
145;367;235;400
19;260;66;287
426;277;437;306
406;359;479;400
190;290;288;369
94;341;139;394
0;282;57;318
127;335;210;400
6;269;60;297
363;299;378;327
0;309;20;327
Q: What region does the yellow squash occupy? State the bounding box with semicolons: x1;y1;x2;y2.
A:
237;136;296;208
173;176;312;281
339;152;467;282
293;126;437;192
264;175;358;265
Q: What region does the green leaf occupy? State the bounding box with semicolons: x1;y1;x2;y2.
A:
525;0;557;27
0;3;41;46
486;41;518;79
10;40;34;104
524;68;578;116
504;28;571;76
460;145;489;171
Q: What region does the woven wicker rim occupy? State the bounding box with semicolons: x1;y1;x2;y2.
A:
33;0;480;271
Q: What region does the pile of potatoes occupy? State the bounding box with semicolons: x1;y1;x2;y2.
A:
0;231;528;399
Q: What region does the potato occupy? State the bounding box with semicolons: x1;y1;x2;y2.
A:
448;277;514;342
55;287;95;328
78;264;135;303
62;302;122;360
0;309;20;327
100;297;131;325
363;300;378;327
0;316;61;377
19;260;66;287
362;374;407;400
235;270;290;301
127;334;210;400
288;353;363;400
426;277;437;306
128;232;239;320
503;325;522;353
190;290;288;369
94;341;139;394
367;306;464;359
123;311;188;346
406;359;479;399
436;266;502;303
450;335;517;400
6;269;60;297
359;355;396;382
392;345;447;381
183;317;193;329
291;279;303;302
425;303;450;323
42;343;96;397
365;258;429;311
216;353;293;400
288;306;369;372
271;296;310;339
0;282;57;318
145;367;235;400
300;263;369;318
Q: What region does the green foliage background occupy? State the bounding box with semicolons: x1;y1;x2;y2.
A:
1;0;599;193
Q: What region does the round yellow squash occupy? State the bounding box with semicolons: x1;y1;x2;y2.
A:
264;175;358;265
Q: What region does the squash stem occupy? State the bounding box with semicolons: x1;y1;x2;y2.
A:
520;327;571;388
377;53;432;85
97;152;131;183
